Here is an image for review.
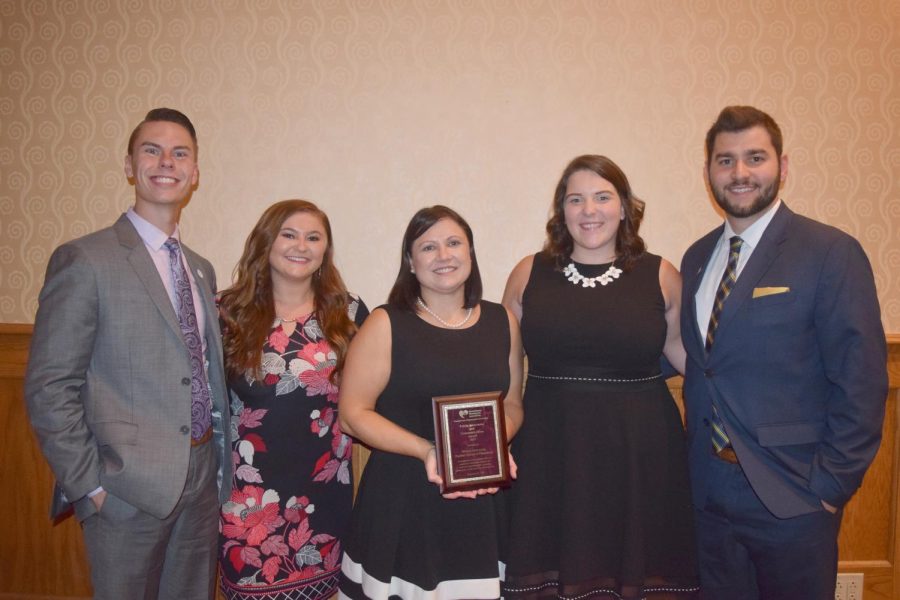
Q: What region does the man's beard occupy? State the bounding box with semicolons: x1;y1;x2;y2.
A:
711;169;780;219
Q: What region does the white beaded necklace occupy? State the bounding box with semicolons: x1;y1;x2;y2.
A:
416;297;474;328
563;262;623;288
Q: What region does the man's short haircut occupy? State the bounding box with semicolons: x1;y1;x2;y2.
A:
705;106;783;164
127;107;198;156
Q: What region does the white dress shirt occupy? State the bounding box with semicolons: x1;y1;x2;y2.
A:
695;199;782;335
125;207;207;343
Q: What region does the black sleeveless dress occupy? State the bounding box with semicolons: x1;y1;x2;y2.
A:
340;301;511;600
502;252;699;599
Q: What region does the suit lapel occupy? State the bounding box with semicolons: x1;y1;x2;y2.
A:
181;246;223;361
114;215;184;342
181;245;228;428
684;226;723;356
711;204;793;342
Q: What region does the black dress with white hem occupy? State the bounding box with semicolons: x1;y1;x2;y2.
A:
339;301;511;600
501;251;699;600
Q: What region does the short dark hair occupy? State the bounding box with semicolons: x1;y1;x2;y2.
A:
544;155;646;271
705;105;782;164
127;108;198;156
387;205;483;312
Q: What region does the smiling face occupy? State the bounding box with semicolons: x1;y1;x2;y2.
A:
707;124;788;232
409;217;472;297
563;169;624;263
268;211;328;288
124;120;199;218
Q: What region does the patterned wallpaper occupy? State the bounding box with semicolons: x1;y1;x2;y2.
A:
1;0;898;329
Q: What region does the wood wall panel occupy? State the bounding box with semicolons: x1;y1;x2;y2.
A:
845;334;900;600
0;325;91;599
4;325;899;599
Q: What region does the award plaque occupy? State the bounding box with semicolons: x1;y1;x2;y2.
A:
432;391;510;494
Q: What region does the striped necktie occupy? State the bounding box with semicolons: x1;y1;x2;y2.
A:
706;236;743;451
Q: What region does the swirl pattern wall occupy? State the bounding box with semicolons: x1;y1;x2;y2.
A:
1;0;898;329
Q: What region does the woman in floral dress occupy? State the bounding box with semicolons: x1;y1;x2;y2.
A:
217;200;368;600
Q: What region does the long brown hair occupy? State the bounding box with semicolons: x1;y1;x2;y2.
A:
544;155;646;271
219;200;357;381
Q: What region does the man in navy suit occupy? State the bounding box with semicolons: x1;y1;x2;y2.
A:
680;105;887;599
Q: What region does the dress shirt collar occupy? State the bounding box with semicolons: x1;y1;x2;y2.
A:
125;207;182;251
721;198;781;252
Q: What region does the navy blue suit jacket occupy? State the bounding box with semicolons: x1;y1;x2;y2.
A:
680;203;887;518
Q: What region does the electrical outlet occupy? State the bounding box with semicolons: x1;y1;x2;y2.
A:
845;573;863;600
835;573;864;600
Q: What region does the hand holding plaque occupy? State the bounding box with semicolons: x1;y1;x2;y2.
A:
431;391;511;494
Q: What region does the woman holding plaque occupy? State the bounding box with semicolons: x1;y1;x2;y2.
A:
338;205;524;600
500;156;699;599
217;200;368;600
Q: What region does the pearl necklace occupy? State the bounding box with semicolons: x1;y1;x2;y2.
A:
563;262;623;288
416;297;473;328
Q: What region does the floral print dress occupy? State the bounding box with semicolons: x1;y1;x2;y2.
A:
220;296;368;600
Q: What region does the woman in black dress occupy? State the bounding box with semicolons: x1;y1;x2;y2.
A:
501;156;699;599
338;205;524;600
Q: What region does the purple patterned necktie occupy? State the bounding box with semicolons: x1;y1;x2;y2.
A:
164;238;212;441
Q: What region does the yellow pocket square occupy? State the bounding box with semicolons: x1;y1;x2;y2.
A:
753;286;790;299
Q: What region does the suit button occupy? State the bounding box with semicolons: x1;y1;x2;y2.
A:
180;425;189;434
181;377;191;385
702;418;710;427
704;369;713;378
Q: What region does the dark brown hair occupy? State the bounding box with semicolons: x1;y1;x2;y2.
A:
705;105;783;164
544;155;646;271
387;205;482;312
219;200;357;380
127;107;198;156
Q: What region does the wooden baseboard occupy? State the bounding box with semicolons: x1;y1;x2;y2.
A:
0;595;90;600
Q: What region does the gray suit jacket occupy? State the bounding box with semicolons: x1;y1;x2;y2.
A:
26;214;232;521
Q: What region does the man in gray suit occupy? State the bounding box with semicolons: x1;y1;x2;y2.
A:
25;108;232;599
